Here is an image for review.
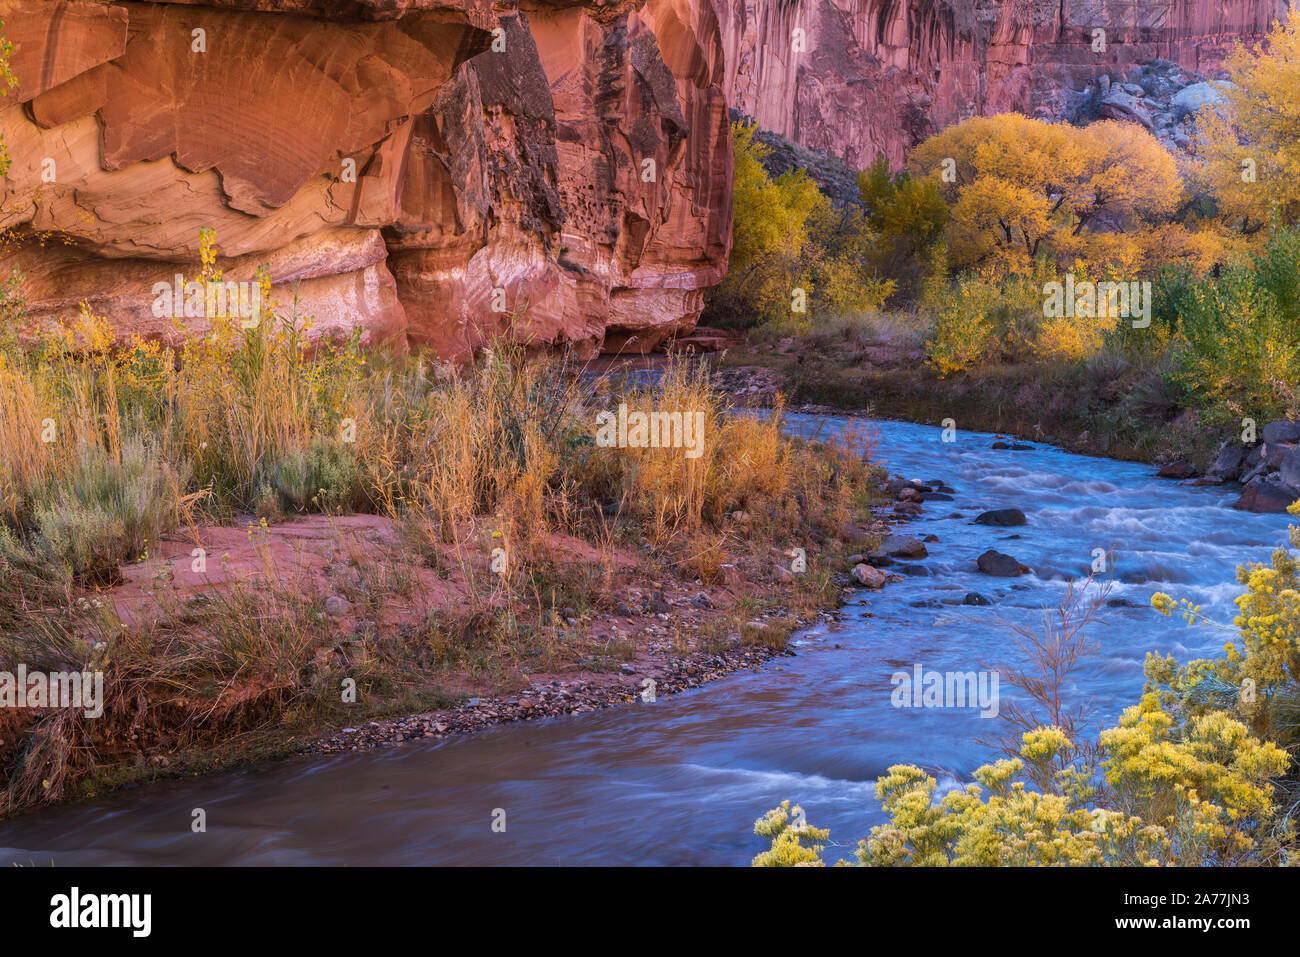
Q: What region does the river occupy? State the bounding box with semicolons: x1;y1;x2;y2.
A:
0;415;1287;865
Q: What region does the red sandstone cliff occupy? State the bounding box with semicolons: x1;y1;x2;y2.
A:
0;0;1287;354
716;0;1287;170
0;0;731;355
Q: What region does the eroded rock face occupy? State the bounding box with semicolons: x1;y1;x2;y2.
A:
716;0;1286;169
389;0;733;355
0;0;732;355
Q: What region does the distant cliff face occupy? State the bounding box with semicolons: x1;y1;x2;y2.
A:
0;0;732;356
716;0;1287;170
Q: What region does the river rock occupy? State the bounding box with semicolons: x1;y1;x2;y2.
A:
1262;421;1300;445
1233;479;1300;513
1239;461;1269;487
974;508;1027;527
887;478;932;496
976;549;1030;577
1157;460;1197;479
866;551;895;567
1261;441;1295;469
963;592;992;606
882;535;928;558
1206;442;1248;482
645;595;672;613
1279;447;1300;489
851;564;887;588
1241;444;1264;472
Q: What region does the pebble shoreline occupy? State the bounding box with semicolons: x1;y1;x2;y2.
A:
311;621;822;754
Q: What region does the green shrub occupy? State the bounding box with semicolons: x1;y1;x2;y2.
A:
857;155;949;301
1168;229;1300;420
24;438;190;583
707;122;828;328
269;437;365;513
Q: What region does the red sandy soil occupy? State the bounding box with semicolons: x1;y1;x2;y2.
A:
98;512;832;757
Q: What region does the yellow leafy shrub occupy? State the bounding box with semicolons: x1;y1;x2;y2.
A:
925;275;998;375
754;716;1287;866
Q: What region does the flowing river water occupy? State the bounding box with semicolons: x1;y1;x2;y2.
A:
0;415;1290;866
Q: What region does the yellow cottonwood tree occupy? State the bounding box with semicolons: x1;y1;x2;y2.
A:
910;114;1076;267
909;114;1182;269
710;121;829;325
1194;7;1300;233
1070;119;1181;233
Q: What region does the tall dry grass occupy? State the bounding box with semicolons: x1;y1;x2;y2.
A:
0;237;884;814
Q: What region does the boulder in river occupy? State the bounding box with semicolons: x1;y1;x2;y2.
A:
1233;479;1300;514
1206;442;1248;482
881;535;928;559
974;508;1027;527
1239;461;1268;487
977;549;1030;577
1156;460;1197;479
887;477;932;496
963;592;992;606
851;563;887;588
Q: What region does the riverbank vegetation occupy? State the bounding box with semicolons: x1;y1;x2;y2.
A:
710;8;1300;466
736;11;1300;866
0;239;887;815
752;535;1300;865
